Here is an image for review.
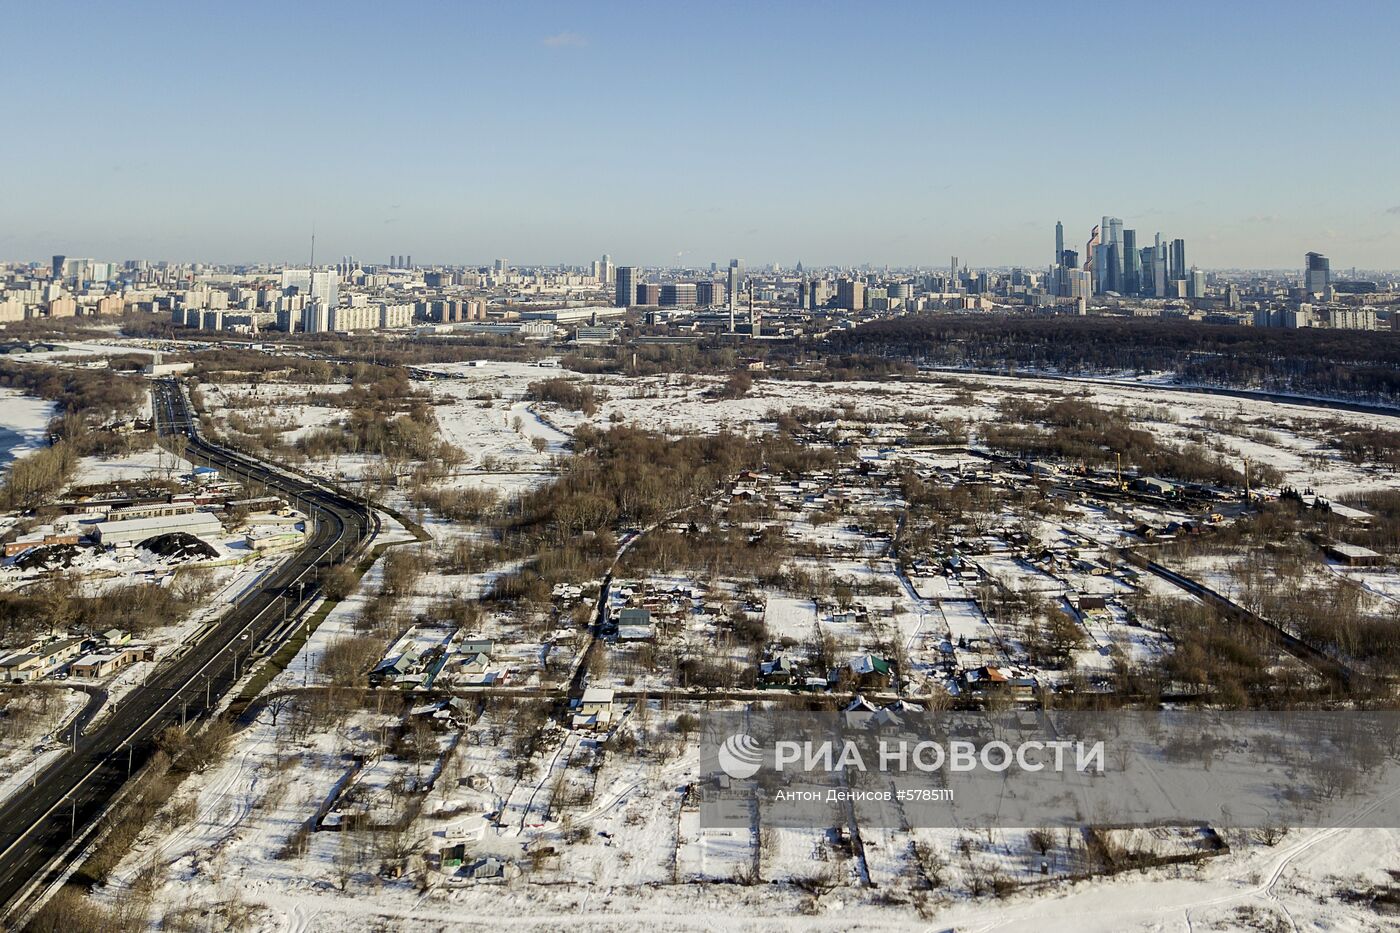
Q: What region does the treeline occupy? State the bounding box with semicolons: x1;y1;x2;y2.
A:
0;363;150;509
0;571;216;645
0;362;145;424
984;396;1247;487
487;425;841;603
3;444;80;510
829;314;1400;403
1333;426;1400;468
1153;497;1400;677
297;402;460;464
193;349;368;384
271;367;464;467
319;334;540;367
526;377;601;414
562;342;915;383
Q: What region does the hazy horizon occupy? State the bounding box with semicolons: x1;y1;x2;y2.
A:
4;0;1398;269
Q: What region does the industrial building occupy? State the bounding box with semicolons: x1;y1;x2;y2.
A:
92;510;224;548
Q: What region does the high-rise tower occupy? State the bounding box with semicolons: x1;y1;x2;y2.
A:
1122;229;1139;294
1304;252;1330;295
615;266;638;307
1169;239;1186;284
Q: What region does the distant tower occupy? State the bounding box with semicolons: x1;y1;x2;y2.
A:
1121;229;1139;294
1169;240;1186;283
615;266;638;307
1084;225;1100;290
727;259;743;314
1304;251;1330;294
1054;222;1064;268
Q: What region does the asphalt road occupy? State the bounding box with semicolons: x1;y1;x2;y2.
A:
0;379;376;922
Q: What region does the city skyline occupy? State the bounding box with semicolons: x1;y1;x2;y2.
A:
3;1;1398;267
9;239;1385;276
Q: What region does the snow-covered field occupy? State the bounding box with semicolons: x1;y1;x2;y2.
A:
0;387;56;468
63;364;1400;930
196;363;1400;508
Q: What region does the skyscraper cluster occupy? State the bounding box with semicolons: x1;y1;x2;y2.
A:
1052;218;1197;300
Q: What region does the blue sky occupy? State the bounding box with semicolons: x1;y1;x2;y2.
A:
4;0;1398;269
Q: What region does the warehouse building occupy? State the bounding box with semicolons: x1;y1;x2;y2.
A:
93;510;224;548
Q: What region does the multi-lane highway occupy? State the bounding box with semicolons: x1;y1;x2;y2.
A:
0;379;376;924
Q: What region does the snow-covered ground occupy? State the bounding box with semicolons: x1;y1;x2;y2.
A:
71;444;196;485
196;363;1400;506
0;687;89;806
0;387;56;468
63;364;1400;930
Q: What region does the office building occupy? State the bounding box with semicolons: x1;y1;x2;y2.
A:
1083;227;1100;290
1189;268;1207;299
1304;252;1330;295
637;283;660;306
1169;239;1186;284
615;266;638;306
1121;229;1139;294
1100;217;1124;293
1103;216;1120;293
659;283;698;306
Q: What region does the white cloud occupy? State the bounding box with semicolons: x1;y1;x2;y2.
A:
542;32;587;48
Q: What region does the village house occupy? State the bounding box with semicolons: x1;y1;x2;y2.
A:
962;665;1038;697
571;687;616;731
843;654;896;689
